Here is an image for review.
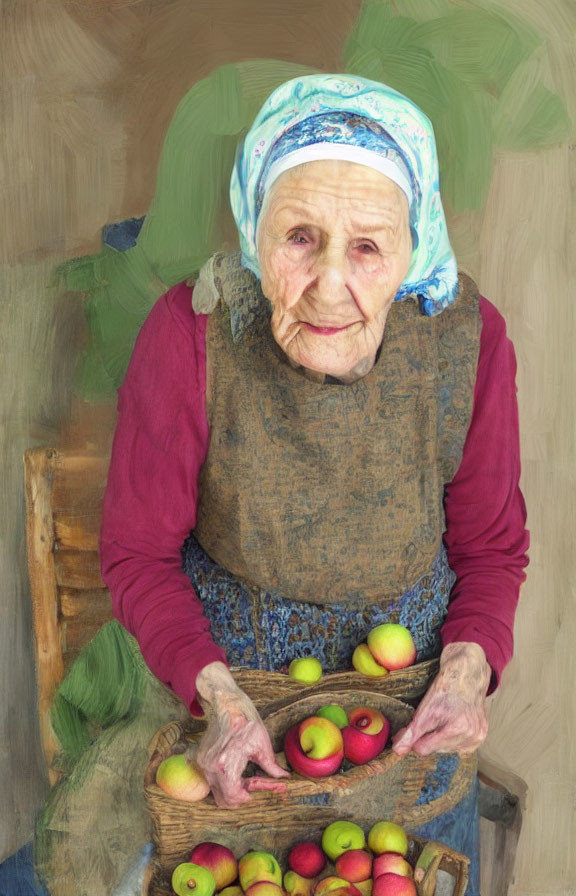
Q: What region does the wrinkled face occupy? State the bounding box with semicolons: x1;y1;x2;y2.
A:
257;160;412;381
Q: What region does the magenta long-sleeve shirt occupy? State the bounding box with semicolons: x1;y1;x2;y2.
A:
100;282;529;710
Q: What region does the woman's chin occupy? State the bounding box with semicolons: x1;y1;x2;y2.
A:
288;343;375;381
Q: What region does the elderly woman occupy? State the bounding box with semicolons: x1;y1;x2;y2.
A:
100;74;528;894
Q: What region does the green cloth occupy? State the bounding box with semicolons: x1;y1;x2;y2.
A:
35;622;189;896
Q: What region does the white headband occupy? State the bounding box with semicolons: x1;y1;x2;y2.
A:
262;143;413;206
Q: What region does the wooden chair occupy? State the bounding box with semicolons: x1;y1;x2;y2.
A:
24;446;113;784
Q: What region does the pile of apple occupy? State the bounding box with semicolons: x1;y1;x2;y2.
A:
170;820;420;896
288;624;417;686
352;625;416;680
284;704;390;777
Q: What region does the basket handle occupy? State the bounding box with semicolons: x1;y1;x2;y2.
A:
414;841;469;896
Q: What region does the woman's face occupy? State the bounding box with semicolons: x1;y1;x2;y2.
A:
257;160;412;381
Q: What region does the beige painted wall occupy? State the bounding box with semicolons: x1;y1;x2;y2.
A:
2;1;574;892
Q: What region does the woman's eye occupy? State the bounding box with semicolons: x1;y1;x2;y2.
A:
288;231;309;245
357;242;377;253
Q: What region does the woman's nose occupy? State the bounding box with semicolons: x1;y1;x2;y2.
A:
311;249;350;303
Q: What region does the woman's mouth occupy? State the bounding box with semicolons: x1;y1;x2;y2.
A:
301;321;360;336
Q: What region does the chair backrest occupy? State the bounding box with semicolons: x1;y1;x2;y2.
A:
24;447;113;782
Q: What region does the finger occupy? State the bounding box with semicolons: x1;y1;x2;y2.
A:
245;776;288;793
391;723;423;756
411;724;480;756
211;777;252;808
253;745;291;779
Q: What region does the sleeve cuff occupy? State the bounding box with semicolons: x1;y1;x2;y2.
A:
169;643;229;714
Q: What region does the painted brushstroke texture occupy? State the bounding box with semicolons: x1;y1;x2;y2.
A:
0;3;574;893
69;1;570;399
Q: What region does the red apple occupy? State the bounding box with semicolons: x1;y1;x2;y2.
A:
342;708;390;765
373;854;413;879
372;874;416;896
189;842;238;890
288;841;326;878
366;625;416;671
335;849;372;882
245;884;284;896
284;724;344;778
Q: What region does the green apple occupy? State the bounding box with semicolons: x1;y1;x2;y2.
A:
284;870;315;896
171;863;216;896
155;753;210;802
355;881;373;896
316;704;349;729
321;821;366;862
367;821;408;857
289;657;323;684
220;888;244;896
238;852;282;891
352;644;388;678
299;716;344;759
366;625;416;672
314;881;362;896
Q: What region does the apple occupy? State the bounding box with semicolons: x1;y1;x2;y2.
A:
299;717;344;759
342;708;390;765
284;870;315;896
321;821;366;862
316;704;349;729
289;657;323;683
366;625;416;672
372;874;416;896
245;884;284;896
155;753;210;802
319;890;364;896
367;822;408;857
171;863;216;896
352;644;388;678
373;854;413;879
239;852;282;891
314;878;361;896
284;724;344;778
355;881;373;896
189;842;238;890
288;841;326;878
335;849;372;882
220;888;243;896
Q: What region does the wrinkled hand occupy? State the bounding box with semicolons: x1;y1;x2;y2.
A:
195;662;289;808
392;642;491;757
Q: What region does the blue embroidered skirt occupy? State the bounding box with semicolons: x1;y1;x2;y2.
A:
183;535;480;895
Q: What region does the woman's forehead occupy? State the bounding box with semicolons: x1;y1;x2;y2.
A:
263;160;408;224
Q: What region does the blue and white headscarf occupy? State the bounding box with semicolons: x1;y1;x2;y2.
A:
230;74;458;316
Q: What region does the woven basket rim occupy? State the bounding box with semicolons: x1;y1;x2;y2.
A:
145;688;414;798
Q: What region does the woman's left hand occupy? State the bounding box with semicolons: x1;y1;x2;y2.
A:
391;642;491;757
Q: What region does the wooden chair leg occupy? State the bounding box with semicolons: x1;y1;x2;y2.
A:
478;755;527;895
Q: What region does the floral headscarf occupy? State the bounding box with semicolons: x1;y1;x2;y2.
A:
230;73;458;316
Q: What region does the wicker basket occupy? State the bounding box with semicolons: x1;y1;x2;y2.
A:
145;832;469;896
230;659;439;709
144;665;472;896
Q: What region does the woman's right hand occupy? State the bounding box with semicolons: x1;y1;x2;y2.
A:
195;662;289;808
